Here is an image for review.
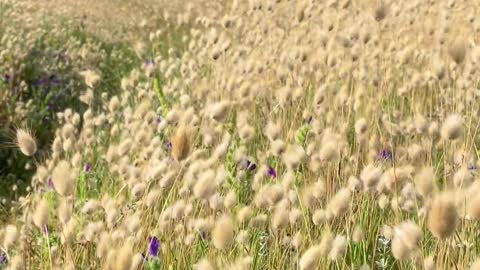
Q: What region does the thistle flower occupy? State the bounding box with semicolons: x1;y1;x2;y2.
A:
84;163;92;173
267;167;277;178
16;128;37;157
0;254;6;266
245;160;257;172
148;236;160;257
377;149;393;161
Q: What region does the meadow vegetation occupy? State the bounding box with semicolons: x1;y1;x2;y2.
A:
1;0;480;269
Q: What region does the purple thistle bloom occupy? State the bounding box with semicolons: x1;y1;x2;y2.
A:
84;163;92;173
377;149;393;161
3;74;11;82
306;115;313;124
164;140;172;150
43;224;49;235
245;160;257;172
199;231;207;240
155;115;163;125
0;254;7;265
48;178;55;190
148;236;160;257
145;60;154;67
267;167;277;178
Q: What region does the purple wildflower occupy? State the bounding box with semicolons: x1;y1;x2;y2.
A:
3;74;11;82
145;60;154;67
48;178;55;190
267;167;277;178
52;78;62;85
0;254;7;265
164;140;172;150
43;224;49;235
148;236;160;257
199;231;207;240
245;160;257;172
377;149;393;161
47;101;54;110
306;115;313;124
84;163;92;173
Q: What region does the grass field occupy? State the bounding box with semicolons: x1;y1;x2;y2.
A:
1;0;480;269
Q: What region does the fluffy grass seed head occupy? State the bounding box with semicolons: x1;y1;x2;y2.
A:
424;255;436;270
194;258;214;270
3;224;19;249
212;215;235;250
448;38;467;64
171;126;193;162
428;193;458;239
391;221;422;260
33;199;49;230
415;166;435;198
327;188;351;218
52;160;77;196
441;114;463;141
299;245;322;270
16;128;37;157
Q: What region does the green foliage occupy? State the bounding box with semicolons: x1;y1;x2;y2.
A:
153;77;169;114
295;124;310;146
145;257;162;270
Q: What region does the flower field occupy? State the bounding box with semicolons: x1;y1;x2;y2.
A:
1;0;480;269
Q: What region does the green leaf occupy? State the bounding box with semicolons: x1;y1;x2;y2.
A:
153;77;168;113
295;124;310;146
145;257;162;270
